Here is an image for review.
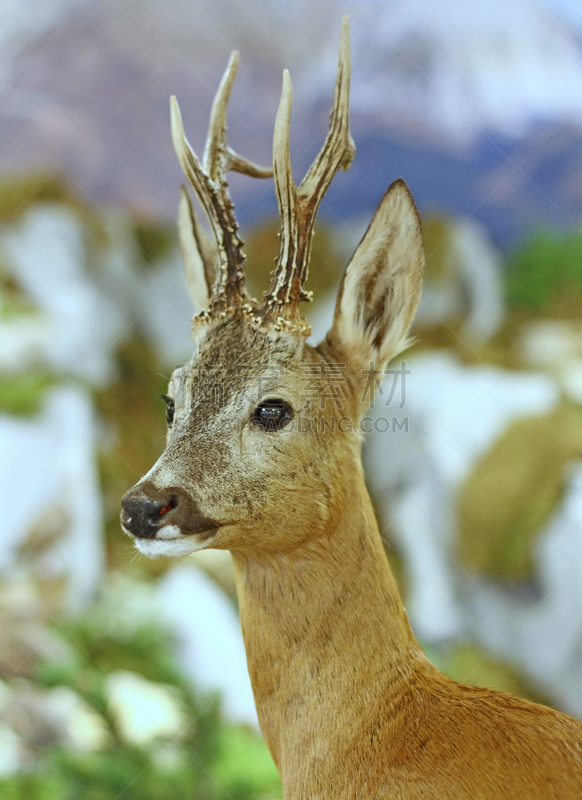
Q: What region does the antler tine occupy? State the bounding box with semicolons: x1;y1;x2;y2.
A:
170;96;215;237
170;54;272;313
204;52;273;181
262;15;355;328
179;185;218;293
268;69;299;308
170;94;239;307
299;15;355;213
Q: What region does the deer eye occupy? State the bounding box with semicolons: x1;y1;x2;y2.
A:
161;395;175;427
251;399;293;431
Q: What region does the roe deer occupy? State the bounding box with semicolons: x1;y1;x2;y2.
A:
121;17;582;799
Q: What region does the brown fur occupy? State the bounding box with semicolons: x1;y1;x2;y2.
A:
233;472;582;799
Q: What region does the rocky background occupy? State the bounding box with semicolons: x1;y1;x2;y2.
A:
1;1;582;798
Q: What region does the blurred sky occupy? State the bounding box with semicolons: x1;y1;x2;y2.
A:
1;0;582;244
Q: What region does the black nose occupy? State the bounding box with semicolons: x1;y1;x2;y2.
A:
120;494;177;539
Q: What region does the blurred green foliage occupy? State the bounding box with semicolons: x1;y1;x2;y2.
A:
0;271;37;319
421;215;453;282
458;403;582;581
214;727;283;800
0;173;70;225
0;373;52;416
132;221;175;269
427;643;549;705
506;229;582;315
0;582;281;800
0;172;108;250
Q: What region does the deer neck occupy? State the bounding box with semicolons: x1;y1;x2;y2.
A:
231;471;427;783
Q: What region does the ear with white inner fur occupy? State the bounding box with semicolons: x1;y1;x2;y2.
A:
177;186;219;311
327;178;424;371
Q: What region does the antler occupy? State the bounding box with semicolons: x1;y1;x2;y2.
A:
170;51;272;313
262;16;355;330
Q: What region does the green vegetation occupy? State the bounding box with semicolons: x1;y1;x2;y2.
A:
0;172;108;252
0;729;278;800
214;727;283;800
458;404;582;581
506;229;582;315
0;172;70;225
427;642;548;705
132;221;175;269
421;215;454;282
0;580;281;800
0;272;37;319
0;372;52;416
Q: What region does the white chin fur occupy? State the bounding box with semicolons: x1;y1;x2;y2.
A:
154;524;182;540
134;530;214;558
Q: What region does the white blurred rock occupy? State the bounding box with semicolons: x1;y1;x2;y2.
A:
518;319;582;403
390;472;461;643
364;349;582;714
106;670;189;747
136;250;199;367
417;219;504;345
0;204;125;385
364;352;559;643
85;570;256;727
518;319;581;366
374;351;559;486
157;565;258;729
81;572;162;640
0;386;105;612
48;687;111;752
0;719;23;778
451;220;505;344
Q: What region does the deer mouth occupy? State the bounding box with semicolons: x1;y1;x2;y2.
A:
132;530;218;558
156;521;219;541
122;514;221;559
120;513;219;543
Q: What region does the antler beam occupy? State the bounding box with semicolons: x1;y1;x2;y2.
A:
171;51;272;312
262;15;355;327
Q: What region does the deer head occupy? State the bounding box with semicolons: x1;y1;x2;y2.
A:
120;17;424;558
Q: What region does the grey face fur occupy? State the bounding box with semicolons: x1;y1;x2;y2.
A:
121;312;362;557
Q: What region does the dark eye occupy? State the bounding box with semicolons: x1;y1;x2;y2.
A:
251;399;293;431
161;395;175;427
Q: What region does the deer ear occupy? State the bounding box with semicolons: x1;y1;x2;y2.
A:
177;186;219;311
327;179;424;368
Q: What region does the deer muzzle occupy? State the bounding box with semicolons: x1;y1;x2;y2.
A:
120;482;219;541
